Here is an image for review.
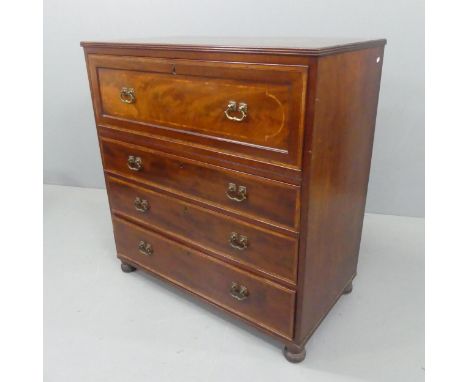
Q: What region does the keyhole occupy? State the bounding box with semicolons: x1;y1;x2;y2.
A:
172;65;176;75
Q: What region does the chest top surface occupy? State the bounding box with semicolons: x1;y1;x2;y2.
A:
80;36;386;56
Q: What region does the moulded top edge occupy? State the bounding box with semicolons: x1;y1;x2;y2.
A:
80;37;387;57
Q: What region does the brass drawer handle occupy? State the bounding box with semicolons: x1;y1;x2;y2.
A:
127;155;142;171
229;232;248;251
134;197;150;212
230;282;249;301
120;87;136;104
226;183;247;202
138;240;153;256
224;100;248;122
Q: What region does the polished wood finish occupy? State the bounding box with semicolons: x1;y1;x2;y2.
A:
81;37;386;56
113;217;295;339
294;47;385;345
100;137;300;230
107;176;298;285
82;38;386;362
98;124;302;185
88;54;307;169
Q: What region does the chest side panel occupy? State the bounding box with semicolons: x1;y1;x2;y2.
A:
295;47;385;343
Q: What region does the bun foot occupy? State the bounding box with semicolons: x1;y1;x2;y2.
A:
121;262;136;273
343;281;353;295
283;344;306;363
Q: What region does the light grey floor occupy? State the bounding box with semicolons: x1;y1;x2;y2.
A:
44;185;424;382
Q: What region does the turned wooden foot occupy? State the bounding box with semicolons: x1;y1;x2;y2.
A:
343;281;353;295
283;344;306;363
121;262;136;273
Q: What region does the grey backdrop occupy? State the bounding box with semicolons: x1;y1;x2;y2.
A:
44;0;424;217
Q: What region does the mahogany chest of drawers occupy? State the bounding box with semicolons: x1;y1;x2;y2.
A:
81;37;386;362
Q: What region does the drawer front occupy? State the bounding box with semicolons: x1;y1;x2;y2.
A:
101;138;300;230
113;217;295;339
107;176;298;284
88;54;307;168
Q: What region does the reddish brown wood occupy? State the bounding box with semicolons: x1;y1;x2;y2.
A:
294;47;385;345
100;137;300;231
87;55;307;169
80;37;386;57
107;176;298;285
82;46;311;186
98;125;303;186
81;38;386;362
113;217;296;339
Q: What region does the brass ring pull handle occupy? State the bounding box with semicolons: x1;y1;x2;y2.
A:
134;197;150;213
230;282;249;301
127;155;142;171
226;183;247;202
224;100;248;122
138;240;153;256
229;232;249;251
120;87;136;104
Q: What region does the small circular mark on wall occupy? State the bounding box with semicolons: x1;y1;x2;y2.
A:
376;56;381;63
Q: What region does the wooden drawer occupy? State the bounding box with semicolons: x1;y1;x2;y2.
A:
107;176;298;285
88;54;308;169
101;138;300;231
113;217;295;339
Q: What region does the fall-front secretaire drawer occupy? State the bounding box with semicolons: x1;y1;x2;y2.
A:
88;54;307;169
107;176;298;284
101;138;300;230
113;217;295;339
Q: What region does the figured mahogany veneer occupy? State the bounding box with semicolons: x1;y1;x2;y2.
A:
88;55;307;169
82;37;386;362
